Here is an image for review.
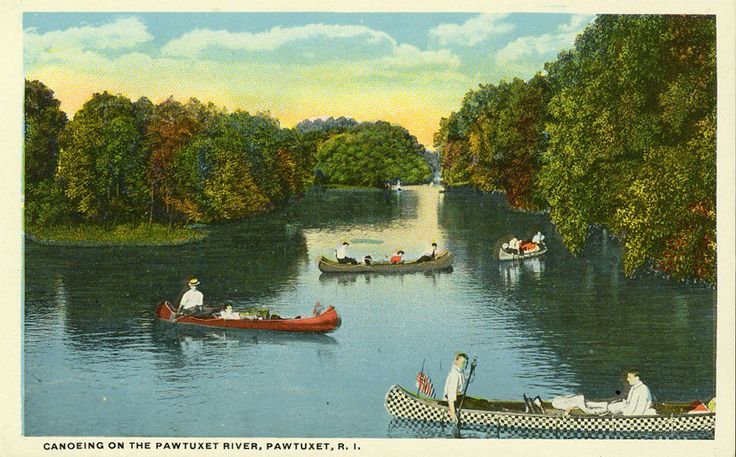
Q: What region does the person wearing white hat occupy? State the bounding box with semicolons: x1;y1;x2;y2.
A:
177;277;204;315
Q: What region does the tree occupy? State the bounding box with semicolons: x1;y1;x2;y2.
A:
57;92;147;223
145;98;217;223
540;15;715;281
24;80;67;185
316;121;432;187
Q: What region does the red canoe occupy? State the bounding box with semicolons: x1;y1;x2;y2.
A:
155;301;341;333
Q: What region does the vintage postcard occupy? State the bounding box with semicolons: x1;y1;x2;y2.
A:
2;0;734;456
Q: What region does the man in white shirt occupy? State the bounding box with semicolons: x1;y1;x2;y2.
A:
608;370;657;416
177;277;204;315
336;241;358;264
443;352;468;422
532;231;545;246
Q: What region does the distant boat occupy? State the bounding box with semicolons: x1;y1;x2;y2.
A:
498;244;547;261
392;179;403;192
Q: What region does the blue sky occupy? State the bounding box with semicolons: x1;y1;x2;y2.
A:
24;12;595;145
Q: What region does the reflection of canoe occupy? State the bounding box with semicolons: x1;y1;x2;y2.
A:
156;322;339;346
318;250;454;273
384;385;715;436
155;301;341;333
498;245;547;261
318;269;452;285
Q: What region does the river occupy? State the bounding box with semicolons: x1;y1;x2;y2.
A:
23;185;716;437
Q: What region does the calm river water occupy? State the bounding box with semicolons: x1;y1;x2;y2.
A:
23;185;716;437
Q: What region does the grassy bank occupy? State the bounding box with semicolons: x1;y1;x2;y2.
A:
26;223;208;246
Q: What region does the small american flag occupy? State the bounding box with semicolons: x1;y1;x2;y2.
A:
415;371;435;398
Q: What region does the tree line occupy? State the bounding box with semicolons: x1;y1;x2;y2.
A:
434;15;716;284
24;84;432;230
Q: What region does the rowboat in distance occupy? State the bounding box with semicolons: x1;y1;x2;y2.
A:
155;301;341;333
384;385;715;438
498;245;547;261
318;250;454;274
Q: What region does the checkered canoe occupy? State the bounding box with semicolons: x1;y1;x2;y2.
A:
384;385;715;434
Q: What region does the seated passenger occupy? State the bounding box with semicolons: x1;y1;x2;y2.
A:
608;370;657;416
219;304;241;320
390;250;405;264
363;255;373;265
415;242;438;263
532;231;546;248
502;242;511;254
508;236;521;255
336;241;358;265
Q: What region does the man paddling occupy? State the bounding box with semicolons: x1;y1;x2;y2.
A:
443;352;468;423
177;277;204;316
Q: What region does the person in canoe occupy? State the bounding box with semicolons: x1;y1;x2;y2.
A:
336;241;358;265
608;370;657;416
415;242;438;263
443;352;468;423
177;277;204;316
508;236;521;255
218;304;241;320
390;250;405;264
532;231;545;248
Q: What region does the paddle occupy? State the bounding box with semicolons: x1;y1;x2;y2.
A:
453;357;477;438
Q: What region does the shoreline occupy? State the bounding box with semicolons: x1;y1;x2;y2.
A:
24;224;209;247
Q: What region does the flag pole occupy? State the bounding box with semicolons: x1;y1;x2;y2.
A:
416;358;426;396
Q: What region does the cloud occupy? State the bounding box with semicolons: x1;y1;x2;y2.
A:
557;14;595;33
25;17;152;57
428;14;514;47
378;44;460;69
23;18;469;146
161;23;397;57
495;15;594;67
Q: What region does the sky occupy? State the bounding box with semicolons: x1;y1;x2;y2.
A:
23;12;595;146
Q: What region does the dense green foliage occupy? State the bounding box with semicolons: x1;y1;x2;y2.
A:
436;15;716;283
24;80;68;185
316;121;432;187
24;83;433;241
435;75;549;210
57;92;149;224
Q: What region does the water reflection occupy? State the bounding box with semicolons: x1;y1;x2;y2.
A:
498;258;546;288
387;418;714;440
318;270;453;286
24;185;715;437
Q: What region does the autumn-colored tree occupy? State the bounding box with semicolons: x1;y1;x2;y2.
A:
145;98;217;223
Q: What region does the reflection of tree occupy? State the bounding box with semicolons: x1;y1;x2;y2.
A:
24;213;309;351
438;189;715;401
500;251;716;401
438;189;558;269
286;188;405;231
